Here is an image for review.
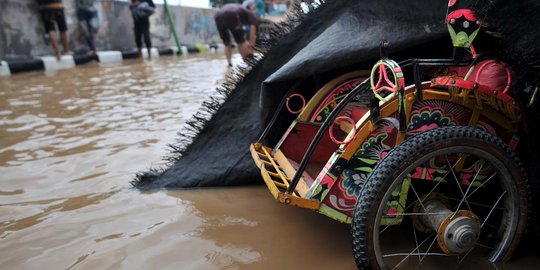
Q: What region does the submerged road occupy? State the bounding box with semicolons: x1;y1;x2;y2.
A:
0;55;538;269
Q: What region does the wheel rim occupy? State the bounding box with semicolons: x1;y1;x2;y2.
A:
372;146;519;269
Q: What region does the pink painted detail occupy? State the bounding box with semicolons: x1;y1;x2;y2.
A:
470;43;477;59
461;173;472;185
376;64;385;89
380;151;388;160
477;120;496;136
408;123;440;135
425;168;437;180
411;167;424;179
475;60;512;94
448;0;457;7
375;64;397;93
411;167;436;181
320;174;336;185
509;136;520;151
387;207;398;217
394;67;405;89
446;9;478;23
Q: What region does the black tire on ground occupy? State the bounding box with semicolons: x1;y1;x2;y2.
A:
351;126;530;269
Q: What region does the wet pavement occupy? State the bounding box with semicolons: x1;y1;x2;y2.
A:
0;55;538;269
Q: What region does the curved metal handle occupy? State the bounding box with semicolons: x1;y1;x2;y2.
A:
286;93;306;114
329;116;357;145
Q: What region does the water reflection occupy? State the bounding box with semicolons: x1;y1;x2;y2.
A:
0;55;234;269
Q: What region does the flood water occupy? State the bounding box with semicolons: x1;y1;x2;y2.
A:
0;55;538;269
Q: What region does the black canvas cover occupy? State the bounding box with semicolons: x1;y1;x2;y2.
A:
133;0;540;191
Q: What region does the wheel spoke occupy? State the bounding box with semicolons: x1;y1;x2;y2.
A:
462;172;497;202
384;253;449;258
481;222;500;230
421;156;463;200
455;241;499;268
482;191;507;228
383;212;457;217
380;197;421;234
445;196;504;211
410;183;427;212
454;162;485;211
417;234;439;269
390;233;437;270
380;157;465;234
446;155;472;211
413;222;421;262
455;246;474;268
476;242;495;250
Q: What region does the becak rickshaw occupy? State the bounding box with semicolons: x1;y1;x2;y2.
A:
250;0;534;268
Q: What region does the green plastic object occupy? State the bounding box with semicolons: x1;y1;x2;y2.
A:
164;0;182;55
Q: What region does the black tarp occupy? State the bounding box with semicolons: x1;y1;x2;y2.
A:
133;0;540;191
133;0;452;189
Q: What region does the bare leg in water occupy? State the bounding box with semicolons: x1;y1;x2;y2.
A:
60;31;70;55
48;31;61;60
225;45;232;66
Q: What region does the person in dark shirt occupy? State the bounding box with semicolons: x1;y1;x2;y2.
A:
214;4;260;66
36;0;71;60
76;0;100;55
130;0;155;59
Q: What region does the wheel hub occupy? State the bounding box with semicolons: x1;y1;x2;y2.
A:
418;199;481;254
439;212;481;254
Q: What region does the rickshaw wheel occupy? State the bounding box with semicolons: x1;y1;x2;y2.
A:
351;126;529;270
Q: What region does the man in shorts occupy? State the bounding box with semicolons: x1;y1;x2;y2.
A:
214;4;260;67
37;0;71;60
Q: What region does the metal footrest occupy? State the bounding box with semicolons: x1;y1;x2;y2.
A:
250;143;320;210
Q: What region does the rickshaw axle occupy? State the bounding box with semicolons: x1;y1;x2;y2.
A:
419;199;481;255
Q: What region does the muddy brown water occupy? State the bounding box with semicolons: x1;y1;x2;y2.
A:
0;55;538;269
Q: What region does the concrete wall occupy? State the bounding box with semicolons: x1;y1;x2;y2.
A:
0;0;220;60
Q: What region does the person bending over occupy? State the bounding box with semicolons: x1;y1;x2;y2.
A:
214;4;260;66
36;0;71;60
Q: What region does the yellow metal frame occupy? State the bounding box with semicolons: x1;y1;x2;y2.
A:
250;143;320;210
